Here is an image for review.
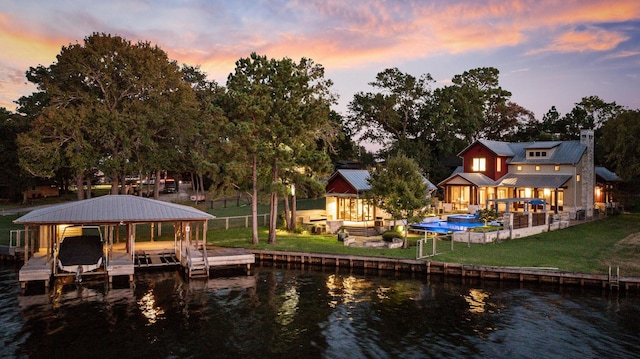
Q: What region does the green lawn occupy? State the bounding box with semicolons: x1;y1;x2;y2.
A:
203;213;640;275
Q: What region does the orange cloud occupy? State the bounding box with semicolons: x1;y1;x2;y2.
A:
532;26;629;54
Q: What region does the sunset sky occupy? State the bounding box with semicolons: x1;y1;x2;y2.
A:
1;0;639;124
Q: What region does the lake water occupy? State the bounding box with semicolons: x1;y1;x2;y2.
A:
2;262;640;358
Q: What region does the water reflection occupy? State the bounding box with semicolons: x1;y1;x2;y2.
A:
464;288;490;314
138;289;165;325
3;263;640;358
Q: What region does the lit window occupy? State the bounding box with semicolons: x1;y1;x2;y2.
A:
576;174;581;182
554;165;560;171
496;158;501;172
535;165;540;171
472;158;486;171
517;165;522;171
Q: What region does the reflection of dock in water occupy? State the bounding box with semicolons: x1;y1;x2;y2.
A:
187;274;257;291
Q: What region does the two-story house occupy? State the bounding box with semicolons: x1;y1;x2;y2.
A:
438;129;606;219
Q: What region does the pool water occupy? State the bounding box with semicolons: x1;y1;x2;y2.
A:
410;220;484;233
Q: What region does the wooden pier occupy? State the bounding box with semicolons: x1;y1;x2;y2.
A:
250;249;640;291
16;241;255;291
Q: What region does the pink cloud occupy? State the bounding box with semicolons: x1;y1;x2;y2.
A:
532;27;629;54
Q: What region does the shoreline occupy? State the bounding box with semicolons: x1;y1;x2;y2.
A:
249;249;640;291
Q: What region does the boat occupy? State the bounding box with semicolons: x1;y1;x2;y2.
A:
56;226;104;278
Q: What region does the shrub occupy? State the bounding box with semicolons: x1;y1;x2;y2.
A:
382;230;403;242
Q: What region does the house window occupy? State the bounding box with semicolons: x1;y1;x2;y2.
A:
555;165;560;171
542;151;547;156
517;165;522;171
535;165;540;171
472;158;486;172
496;158;502;172
576;174;581;182
529;151;534;157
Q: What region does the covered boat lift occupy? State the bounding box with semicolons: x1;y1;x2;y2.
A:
14;195;250;291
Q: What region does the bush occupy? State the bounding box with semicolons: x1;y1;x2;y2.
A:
382;230;403;242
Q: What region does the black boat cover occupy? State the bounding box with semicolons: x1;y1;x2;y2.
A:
58;235;103;266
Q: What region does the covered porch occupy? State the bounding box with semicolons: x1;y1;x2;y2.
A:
439;173;570;214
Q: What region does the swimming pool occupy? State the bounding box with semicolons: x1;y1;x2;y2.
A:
410;220;484;233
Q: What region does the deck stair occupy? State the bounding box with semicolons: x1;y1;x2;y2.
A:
343;226;380;237
186;245;209;278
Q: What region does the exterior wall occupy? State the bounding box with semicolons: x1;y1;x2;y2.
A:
325;196;337;221
461;144;500;180
451;213;571;244
326;176;357;195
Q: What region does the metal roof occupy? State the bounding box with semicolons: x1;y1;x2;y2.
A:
438;172;497;187
461;139;586;165
595;166;621;182
476;140;515;156
508;141;585;164
496;174;572;188
334;169;371;192
14;195;214;225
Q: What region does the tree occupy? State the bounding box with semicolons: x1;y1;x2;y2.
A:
179;65;231;201
447;67;512;142
601;110;640;181
554;96;625;140
485;101;536;141
226;53;336;244
366;155;431;249
0;108;31;201
17;33;198;199
348;68;433;154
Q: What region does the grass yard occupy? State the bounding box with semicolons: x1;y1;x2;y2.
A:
205;213;640;275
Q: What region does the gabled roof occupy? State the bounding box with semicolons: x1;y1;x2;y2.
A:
596;166;621;182
330;169;371;192
328;169;437;193
14;195;214;225
438;172;497;187
476;140;515;156
459;139;586;165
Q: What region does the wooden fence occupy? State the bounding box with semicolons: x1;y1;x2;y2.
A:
209;214;271;230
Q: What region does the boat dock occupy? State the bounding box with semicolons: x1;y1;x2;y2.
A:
16;241;255;291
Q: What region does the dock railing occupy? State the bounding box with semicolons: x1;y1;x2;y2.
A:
10;229;24;251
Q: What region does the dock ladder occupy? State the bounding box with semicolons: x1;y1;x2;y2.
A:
608;265;620;289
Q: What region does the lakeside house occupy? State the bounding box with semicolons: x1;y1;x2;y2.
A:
438;129;620;219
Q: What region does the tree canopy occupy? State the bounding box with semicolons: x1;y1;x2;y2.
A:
17;33;202;199
366;155;431;248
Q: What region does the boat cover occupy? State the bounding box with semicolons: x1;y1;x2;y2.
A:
58;235;103;270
